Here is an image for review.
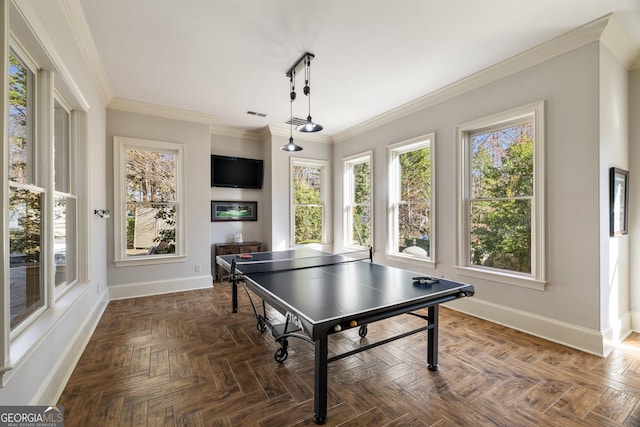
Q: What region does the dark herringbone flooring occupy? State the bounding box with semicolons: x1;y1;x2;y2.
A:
59;283;640;426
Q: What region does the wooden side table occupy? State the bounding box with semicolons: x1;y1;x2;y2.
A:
213;241;263;281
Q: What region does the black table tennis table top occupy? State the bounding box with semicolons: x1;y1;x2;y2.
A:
217;248;474;326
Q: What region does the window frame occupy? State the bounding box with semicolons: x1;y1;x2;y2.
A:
7;43;85;338
290;157;330;248
52;93;78;295
386;133;436;268
113;136;186;267
8;43;37;186
456;101;546;290
7;43;47;337
343;151;373;250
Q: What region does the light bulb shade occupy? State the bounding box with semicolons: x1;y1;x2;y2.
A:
280;137;303;152
296;116;323;133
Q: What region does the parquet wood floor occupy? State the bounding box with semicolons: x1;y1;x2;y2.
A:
59;284;640;426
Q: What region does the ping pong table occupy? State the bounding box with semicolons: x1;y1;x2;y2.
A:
216;248;474;424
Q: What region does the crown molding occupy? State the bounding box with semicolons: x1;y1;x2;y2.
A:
58;0;112;104
209;125;333;144
210;125;265;141
334;14;621;143
267;125;333;144
108;97;217;126
600;14;640;69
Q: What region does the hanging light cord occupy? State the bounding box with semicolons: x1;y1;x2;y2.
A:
290;71;295;138
304;57;311;104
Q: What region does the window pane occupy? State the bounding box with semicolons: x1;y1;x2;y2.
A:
126;203;177;256
294;205;322;245
54;195;77;287
293;165;321;204
400;147;430;201
398;203;430;257
9;53;34;185
54;100;70;193
471;123;533;199
470;199;531;273
351;205;371;247
9;187;43;328
126;148;177;203
293;164;324;245
352;161;370;204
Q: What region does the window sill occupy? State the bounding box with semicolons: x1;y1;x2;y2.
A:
114;254;186;268
386;253;436;270
454;266;546;290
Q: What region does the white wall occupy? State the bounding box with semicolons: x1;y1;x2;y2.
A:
629;67;640;329
599;43;631;352
261;132;274;250
333;42;612;354
105;109;213;299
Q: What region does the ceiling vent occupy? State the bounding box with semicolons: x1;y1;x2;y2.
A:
245;110;267;118
286;116;307;127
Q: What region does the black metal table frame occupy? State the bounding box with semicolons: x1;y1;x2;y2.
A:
229;272;470;424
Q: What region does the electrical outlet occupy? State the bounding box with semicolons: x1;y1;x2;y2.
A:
195;264;202;272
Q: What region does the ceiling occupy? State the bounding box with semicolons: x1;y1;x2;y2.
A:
79;0;640;137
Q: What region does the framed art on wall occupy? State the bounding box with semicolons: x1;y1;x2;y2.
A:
211;201;258;222
609;167;629;237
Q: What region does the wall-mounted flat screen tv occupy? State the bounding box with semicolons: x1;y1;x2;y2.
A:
211;155;264;189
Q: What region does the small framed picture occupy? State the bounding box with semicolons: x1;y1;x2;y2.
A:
211;201;258;222
609;168;629;237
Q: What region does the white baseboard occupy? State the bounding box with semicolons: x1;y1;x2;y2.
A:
445;297;621;357
630;310;640;331
601;310;632;356
108;274;214;300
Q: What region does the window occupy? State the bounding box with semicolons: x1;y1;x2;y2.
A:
291;159;329;246
8;48;44;330
8;50;35;185
343;152;372;248
388;134;434;263
113;136;185;265
457;102;545;289
7;44;83;332
54;98;77;290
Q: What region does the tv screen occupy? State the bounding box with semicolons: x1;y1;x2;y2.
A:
211;155;263;189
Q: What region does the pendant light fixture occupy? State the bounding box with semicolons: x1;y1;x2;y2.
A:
296;54;323;133
280;70;303;152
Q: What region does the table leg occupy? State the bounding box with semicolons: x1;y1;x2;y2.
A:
231;279;238;313
427;305;438;371
314;336;328;424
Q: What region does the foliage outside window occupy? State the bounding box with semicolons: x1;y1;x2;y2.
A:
292;160;328;246
9;188;43;329
344;153;372;248
9;52;34;185
114;137;185;265
469;122;533;273
458;102;545;287
8;49;44;330
388;135;433;260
